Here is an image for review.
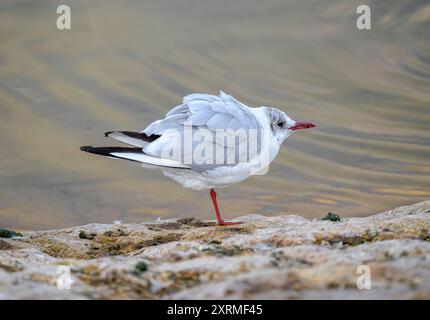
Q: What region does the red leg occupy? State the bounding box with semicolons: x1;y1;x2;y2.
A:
209;189;243;226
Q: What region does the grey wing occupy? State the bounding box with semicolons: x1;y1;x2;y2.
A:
142;91;262;170
144;91;260;134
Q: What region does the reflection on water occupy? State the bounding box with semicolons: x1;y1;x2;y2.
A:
0;0;429;230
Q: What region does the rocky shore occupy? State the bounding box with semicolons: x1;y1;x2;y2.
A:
1;201;430;299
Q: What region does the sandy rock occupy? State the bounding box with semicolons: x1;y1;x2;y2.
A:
0;201;429;299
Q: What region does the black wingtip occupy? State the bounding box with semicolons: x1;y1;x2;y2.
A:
79;145;145;163
80;146;93;152
104;130;161;142
80;145;144;155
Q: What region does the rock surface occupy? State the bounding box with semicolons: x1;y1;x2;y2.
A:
1;201;430;299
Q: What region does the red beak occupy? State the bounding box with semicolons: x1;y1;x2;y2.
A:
288;121;316;131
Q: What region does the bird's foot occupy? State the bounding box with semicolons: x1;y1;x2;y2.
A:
217;220;243;226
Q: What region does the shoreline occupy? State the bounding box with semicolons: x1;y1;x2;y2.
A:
1;200;430;299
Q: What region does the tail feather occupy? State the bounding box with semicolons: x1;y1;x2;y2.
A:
80;146;189;169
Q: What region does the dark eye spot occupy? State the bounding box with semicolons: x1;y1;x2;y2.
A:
276;121;285;128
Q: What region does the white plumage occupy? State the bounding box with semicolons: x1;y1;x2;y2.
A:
81;91;315;225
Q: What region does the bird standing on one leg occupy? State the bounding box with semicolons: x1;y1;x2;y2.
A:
81;91;315;225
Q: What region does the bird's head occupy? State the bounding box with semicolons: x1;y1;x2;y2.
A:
266;107;315;143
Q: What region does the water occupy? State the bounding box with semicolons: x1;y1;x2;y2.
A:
1;0;429;230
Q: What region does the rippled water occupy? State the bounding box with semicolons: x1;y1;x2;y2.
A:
1;0;429;230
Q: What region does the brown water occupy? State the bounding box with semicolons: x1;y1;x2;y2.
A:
1;0;429;230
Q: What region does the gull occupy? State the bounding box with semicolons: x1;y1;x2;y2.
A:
81;91;315;225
